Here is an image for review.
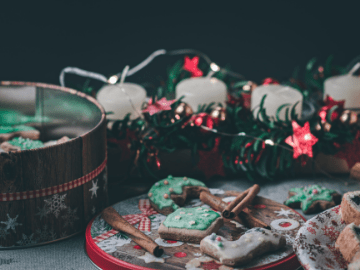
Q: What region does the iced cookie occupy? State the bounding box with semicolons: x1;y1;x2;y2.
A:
158;207;223;244
200;228;286;266
284;185;341;214
148;175;208;215
335;223;360;262
0;125;40;142
0;137;44;152
341;191;360;225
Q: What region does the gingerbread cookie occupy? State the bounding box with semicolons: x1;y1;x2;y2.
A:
340;191;360;225
0;125;40;142
0;137;44;152
284;185;341;214
200;228;286;266
148;175;208;215
335;223;360;262
158;207;223;244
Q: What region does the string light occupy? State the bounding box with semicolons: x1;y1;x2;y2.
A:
200;125;341;180
59;48;245;87
199;125;293;152
57;50;344;182
108;75;119;85
210;63;220;72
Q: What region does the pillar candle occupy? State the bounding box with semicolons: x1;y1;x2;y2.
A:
175;77;227;111
251;84;303;121
324;63;360;109
96;82;146;120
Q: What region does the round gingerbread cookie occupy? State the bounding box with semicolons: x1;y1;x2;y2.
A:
284;185;341;214
148;175;208;215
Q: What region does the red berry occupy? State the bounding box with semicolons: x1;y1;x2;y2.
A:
216;236;221;241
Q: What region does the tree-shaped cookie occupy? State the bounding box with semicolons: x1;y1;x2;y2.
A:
284;185;341;214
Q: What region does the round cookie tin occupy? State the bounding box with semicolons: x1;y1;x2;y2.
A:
0;81;108;248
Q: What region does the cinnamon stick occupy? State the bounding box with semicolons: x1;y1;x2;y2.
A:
230;184;260;218
102;207;164;257
222;187;250;218
199;191;269;229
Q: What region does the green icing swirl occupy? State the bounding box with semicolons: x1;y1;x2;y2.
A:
163;207;220;230
7;137;44;150
148;175;206;210
0;125;36;134
284;185;336;212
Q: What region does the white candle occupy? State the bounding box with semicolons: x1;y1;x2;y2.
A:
96;82;146;120
251;84;303;121
324;63;360;109
175;77;227;111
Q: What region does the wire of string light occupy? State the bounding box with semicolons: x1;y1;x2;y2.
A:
200;125;293;151
59;48;245;87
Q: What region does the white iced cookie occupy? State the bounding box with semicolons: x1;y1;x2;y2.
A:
200;228;286;266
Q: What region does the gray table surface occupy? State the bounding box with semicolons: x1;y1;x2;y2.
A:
1;176;359;270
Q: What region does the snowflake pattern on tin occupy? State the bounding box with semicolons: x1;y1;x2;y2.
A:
35;205;48;220
16;233;37;246
0;214;22;233
89;179;99;199
62;207;79;228
0;227;9;240
44;194;67;218
35;225;57;242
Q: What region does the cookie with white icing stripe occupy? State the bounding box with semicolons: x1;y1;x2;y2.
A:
158;207;223;244
148;175;208;215
200;228;286;266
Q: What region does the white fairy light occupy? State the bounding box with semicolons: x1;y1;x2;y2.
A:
210;62;220;72
265;139;275;145
108;75;119;85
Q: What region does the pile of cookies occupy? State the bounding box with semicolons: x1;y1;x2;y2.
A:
336;191;360;270
0;125;68;152
148;175;287;267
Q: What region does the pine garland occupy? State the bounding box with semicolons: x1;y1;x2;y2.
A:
71;55;359;180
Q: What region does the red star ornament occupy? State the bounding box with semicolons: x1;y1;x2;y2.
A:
183;56;203;77
285;121;318;159
141;97;176;116
262;77;280;85
197;137;226;179
319;95;345;122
